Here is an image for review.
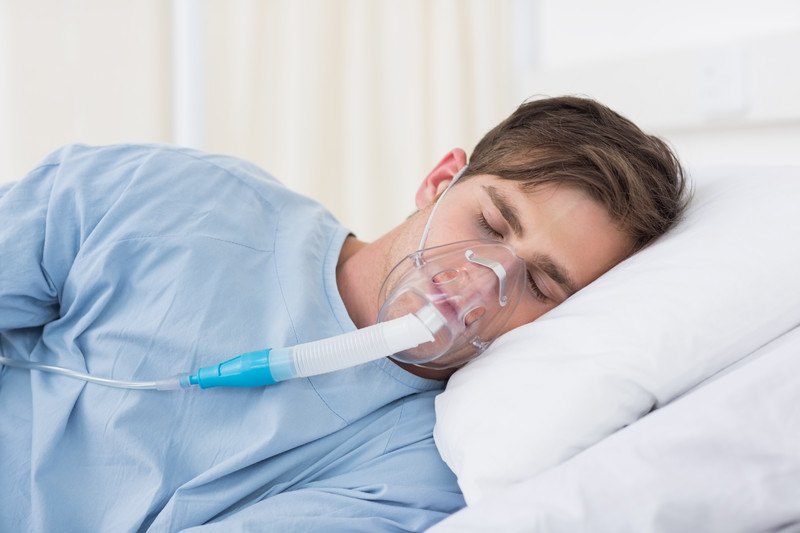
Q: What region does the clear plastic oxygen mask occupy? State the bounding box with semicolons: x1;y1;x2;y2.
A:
378;239;525;369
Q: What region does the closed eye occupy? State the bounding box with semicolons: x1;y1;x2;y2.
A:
526;271;549;303
476;213;549;303
475;213;502;239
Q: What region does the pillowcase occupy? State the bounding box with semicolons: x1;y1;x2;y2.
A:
433;166;800;504
431;326;800;532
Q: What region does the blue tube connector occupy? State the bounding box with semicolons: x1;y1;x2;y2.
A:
188;349;277;389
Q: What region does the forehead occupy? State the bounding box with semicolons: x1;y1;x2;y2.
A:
474;177;633;290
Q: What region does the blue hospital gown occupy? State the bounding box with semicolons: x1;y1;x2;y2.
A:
0;144;465;532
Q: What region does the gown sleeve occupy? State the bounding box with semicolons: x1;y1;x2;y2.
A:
1;157;64;330
0;145;134;331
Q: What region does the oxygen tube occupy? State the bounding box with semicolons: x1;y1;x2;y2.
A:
183;305;443;389
0;306;445;391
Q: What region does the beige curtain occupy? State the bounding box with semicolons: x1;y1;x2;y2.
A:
0;1;172;182
0;0;518;239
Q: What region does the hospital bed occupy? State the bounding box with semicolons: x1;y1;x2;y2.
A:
429;165;800;532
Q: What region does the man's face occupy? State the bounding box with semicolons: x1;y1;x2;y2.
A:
395;174;633;337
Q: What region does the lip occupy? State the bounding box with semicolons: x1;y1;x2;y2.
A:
427;285;462;329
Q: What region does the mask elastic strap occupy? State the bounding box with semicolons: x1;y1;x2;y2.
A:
416;164;469;252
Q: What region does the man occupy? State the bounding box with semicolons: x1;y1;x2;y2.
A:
0;96;687;531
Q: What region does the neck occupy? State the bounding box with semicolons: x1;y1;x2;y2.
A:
336;229;452;381
335;234;384;329
392;360;457;380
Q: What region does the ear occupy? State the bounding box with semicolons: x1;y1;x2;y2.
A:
415;149;468;209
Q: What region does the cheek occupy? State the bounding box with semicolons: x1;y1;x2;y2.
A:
423;193;486;245
504;299;555;332
430;218;481;244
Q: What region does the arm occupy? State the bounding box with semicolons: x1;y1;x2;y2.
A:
0;145;136;332
0;161;63;330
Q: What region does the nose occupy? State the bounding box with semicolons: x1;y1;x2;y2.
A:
428;257;506;322
430;261;502;297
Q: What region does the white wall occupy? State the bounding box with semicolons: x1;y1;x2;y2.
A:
519;0;800;169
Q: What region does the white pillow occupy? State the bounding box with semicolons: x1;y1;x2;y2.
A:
431;326;800;532
434;166;800;504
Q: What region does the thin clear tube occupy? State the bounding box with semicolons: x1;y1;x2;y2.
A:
0;356;184;390
416;164;468;251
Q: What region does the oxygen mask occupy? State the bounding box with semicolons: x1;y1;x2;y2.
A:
378;239;525;369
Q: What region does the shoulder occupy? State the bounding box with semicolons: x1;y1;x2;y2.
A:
42;143;300;217
43;143;281;187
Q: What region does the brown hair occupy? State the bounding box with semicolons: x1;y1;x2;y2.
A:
464;96;690;251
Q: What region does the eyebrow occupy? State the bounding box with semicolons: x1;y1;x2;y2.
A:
530;254;578;298
484;185;524;236
483;185;578;298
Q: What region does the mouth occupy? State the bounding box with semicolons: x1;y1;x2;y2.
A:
427;285;462;328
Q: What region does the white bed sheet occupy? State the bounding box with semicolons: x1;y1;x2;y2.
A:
430;324;800;532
